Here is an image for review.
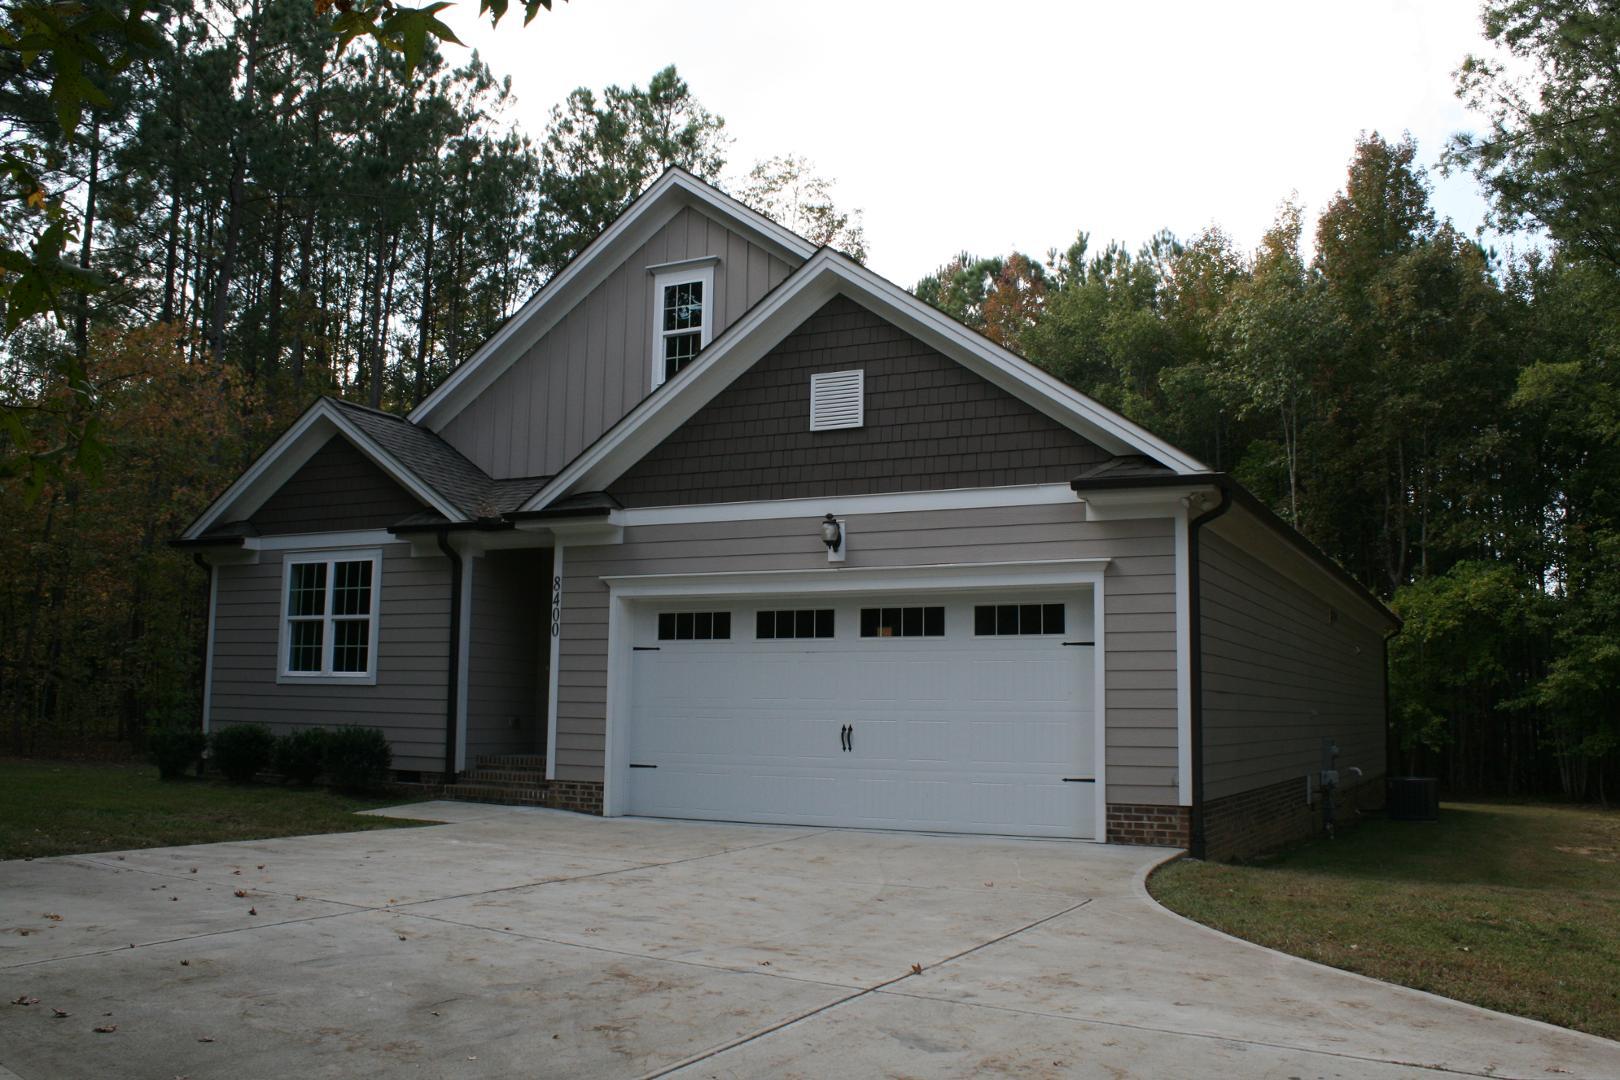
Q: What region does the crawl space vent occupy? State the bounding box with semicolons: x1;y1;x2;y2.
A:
809;369;865;431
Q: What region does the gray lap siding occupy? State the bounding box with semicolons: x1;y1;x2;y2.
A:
556;503;1180;805
1197;531;1386;801
209;542;451;773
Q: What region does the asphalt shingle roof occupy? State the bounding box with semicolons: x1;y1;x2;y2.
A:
327;398;549;517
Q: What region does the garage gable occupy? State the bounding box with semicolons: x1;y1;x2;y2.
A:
609;295;1117;507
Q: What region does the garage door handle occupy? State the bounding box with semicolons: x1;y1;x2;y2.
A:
1062;777;1094;783
839;724;851;752
1062;641;1095;647
629;763;657;769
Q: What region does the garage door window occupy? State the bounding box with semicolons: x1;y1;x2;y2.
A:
658;611;731;641
974;603;1066;636
859;606;945;638
756;609;834;639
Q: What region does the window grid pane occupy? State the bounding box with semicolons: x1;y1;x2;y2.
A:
288;562;327;617
331;619;369;673
331;560;372;617
663;332;701;378
860;606;945;639
757;609;835;640
974;603;1067;636
287;619;323;672
658;611;731;641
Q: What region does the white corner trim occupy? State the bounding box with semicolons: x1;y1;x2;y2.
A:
202;562;218;735
183;398;468;540
1093;578;1109;840
410;169;815;430
545;545;564;782
599;559;1111;600
1173;507;1193;807
612;483;1078;528
519;250;1207;513
456;554;475;773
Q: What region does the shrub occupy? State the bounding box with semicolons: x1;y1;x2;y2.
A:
274;728;328;785
148;726;207;781
324;726;393;793
209;724;277;783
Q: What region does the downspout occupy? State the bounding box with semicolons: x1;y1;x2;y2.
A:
1186;483;1233;860
435;528;463;783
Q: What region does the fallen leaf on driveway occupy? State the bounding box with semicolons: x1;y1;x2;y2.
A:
233;889;247;898
189;868;197;874
93;1024;117;1033
51;1008;69;1018
180;960;190;967
257;864;265;870
11;996;40;1006
247;907;258;916
197;1036;214;1043
42;913;62;921
910;963;923;975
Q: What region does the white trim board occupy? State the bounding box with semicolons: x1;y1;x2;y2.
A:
545;544;564;782
202;563;218;735
1173;507;1193;807
181;399;468;540
599;559;1111;600
599;558;1110;835
612;484;1078;527
520;250;1206;514
410;169;816;430
456;553;475;774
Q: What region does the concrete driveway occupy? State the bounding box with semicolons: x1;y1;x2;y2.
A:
1;804;1615;1079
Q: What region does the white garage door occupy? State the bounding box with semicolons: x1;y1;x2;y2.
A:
624;592;1097;838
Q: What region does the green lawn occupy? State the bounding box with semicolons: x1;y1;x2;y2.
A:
1150;802;1620;1040
0;758;430;860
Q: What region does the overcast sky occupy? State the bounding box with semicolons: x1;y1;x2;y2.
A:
440;0;1500;285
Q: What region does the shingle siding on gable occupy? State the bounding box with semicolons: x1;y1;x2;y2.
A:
609;295;1116;507
250;436;423;534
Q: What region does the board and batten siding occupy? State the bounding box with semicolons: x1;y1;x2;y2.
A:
208;543;451;773
1198;531;1387;801
439;205;799;480
464;549;549;761
556;503;1180;805
250;435;423;534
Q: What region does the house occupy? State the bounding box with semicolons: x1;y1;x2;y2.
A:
176;168;1398;859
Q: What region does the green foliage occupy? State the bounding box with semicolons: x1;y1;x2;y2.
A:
274;728;329;786
1447;0;1620;271
209;724;277;784
533;65;728;273
146;725;207;781
323;726;394;793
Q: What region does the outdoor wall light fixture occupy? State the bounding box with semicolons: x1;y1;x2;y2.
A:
821;513;846;563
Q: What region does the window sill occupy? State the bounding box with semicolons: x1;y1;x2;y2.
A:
276;672;379;687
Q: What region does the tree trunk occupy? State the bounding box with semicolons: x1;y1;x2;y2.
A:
73;116;100;358
205;2;261;362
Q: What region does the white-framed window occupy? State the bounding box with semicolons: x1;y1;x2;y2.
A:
278;549;382;684
651;265;714;389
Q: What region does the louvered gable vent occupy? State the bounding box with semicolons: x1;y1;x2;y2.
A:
809;369;865;431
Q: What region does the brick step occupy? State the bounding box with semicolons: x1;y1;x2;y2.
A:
461;769;550;785
474;754;548;770
440;783;551;806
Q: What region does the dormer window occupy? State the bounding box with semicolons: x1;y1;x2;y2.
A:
651;263;715;388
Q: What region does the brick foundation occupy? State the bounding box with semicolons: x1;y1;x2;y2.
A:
1200;774;1382;862
1106;803;1192;847
405;777;605;815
